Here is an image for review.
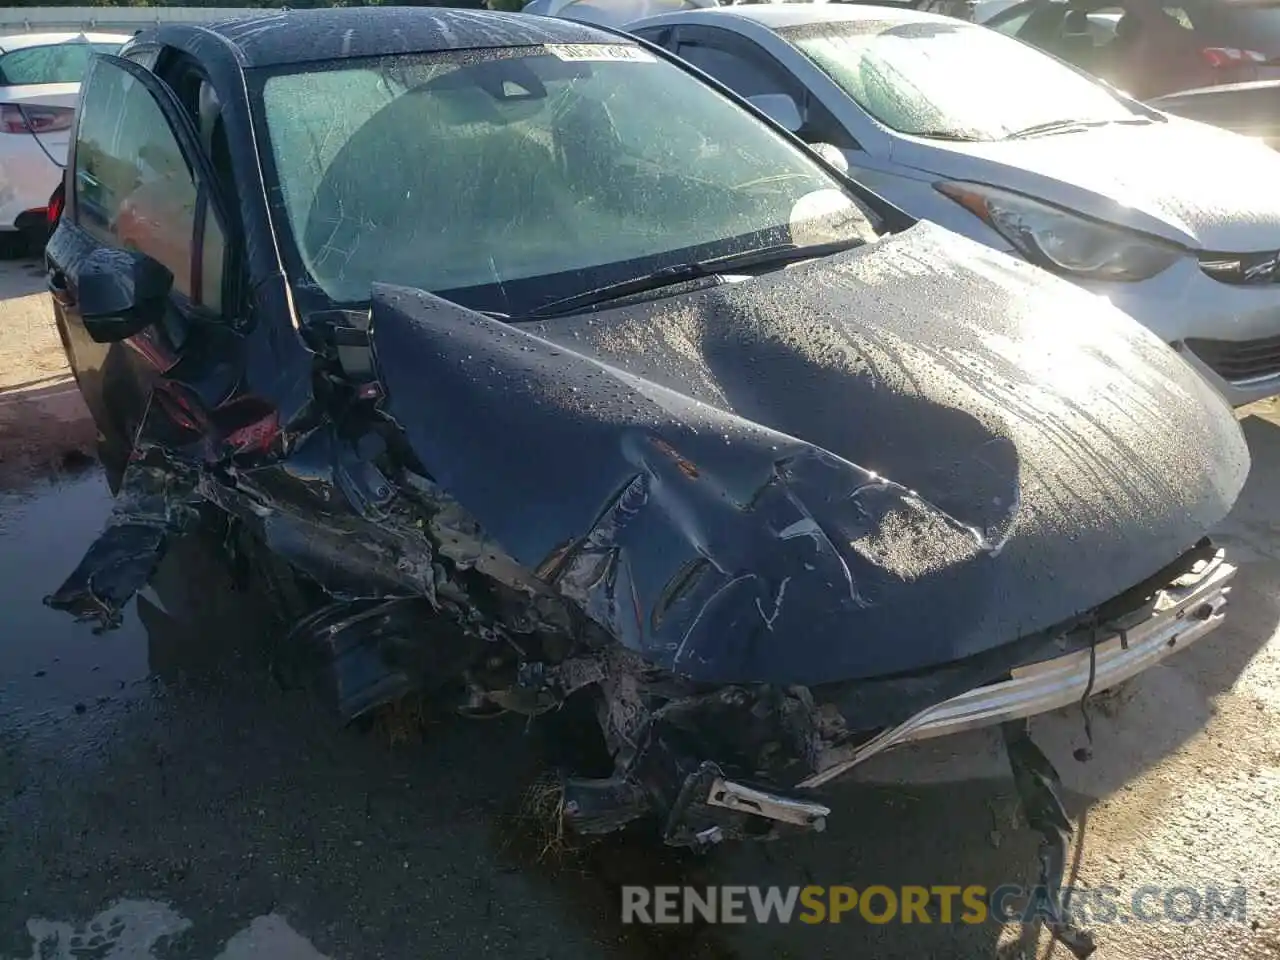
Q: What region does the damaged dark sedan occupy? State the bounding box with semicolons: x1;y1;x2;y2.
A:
44;9;1247;948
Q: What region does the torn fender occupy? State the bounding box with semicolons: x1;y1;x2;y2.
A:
368;227;1248;687
44;447;202;631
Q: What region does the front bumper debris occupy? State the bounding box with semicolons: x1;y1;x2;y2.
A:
556;547;1234;856
564;554;1227;958
1003;719;1097;959
800;552;1235;788
705;776;830;831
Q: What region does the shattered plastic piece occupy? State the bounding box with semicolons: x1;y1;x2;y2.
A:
562;775;653;835
45;522;169;631
287;600;424;719
1002;720;1097;959
664;761;732;846
44;451;201;632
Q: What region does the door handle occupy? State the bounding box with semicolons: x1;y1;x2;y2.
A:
48;268;74;306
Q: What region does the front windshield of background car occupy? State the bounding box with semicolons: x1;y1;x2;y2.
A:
555;0;712;25
781;19;1139;142
255;43;877;315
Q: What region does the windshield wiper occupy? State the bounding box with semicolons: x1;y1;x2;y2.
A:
909;129;982;141
1007;116;1155;140
1007;119;1098;139
523;238;867;319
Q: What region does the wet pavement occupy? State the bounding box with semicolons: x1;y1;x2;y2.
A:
1;473;149;731
4;401;1280;957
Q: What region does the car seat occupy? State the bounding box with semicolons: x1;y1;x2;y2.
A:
305;81;572;292
1057;7;1103;70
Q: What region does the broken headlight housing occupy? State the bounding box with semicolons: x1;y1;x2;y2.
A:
936;182;1182;282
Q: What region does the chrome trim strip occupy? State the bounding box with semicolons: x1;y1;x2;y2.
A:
798;557;1236;789
1224;369;1280;388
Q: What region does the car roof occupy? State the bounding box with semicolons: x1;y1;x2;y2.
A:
179;7;623;68
0;31;130;53
630;3;954;31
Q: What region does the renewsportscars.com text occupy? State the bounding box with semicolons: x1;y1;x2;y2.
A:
621;884;1248;926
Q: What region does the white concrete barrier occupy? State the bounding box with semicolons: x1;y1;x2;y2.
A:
0;7;266;35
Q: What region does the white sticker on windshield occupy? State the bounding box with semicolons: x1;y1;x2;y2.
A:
545;43;657;63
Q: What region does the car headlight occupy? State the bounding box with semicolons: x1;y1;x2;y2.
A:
935;182;1182;282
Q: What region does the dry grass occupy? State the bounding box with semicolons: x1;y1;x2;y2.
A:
514;770;574;862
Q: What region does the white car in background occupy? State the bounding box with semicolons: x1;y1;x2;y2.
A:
628;4;1280;406
522;0;719;29
0;32;128;256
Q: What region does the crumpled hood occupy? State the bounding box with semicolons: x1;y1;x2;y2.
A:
370;222;1248;686
899;117;1280;251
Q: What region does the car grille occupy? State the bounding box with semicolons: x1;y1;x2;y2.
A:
1185;334;1280;383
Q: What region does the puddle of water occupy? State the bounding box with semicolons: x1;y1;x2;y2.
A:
4;902;329;960
0;471;150;728
10;900;190;960
214;916;332;960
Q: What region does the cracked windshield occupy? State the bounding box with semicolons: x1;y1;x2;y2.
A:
258;43;875;314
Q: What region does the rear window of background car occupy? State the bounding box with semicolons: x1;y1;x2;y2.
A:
0;43;120;86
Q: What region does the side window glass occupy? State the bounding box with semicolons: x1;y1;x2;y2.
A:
72;59;224;312
1019;7;1069;47
674;42;790;98
631;27;671;48
201;210;225;315
1026;5;1120;67
989;10;1034;36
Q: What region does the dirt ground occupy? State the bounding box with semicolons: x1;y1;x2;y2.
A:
0;259;96;485
3;256;1280;960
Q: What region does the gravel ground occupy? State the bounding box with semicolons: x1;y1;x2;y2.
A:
2;257;1280;959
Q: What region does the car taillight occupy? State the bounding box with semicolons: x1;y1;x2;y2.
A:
1200;46;1268;68
47;184;64;227
0;103;74;135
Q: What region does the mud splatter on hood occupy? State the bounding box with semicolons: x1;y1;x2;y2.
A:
371;222;1248;685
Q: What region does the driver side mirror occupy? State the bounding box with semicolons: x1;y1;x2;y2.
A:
79;246;173;343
